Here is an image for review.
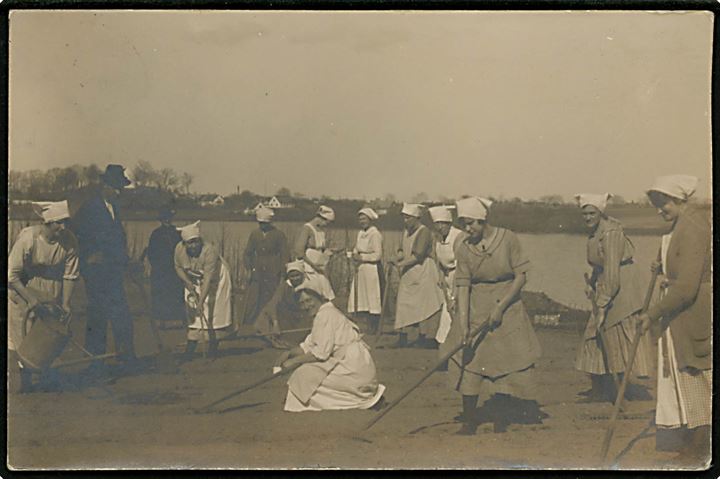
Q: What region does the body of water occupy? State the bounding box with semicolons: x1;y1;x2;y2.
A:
9;220;662;310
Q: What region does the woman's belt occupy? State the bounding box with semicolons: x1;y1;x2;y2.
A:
22;267;64;282
470;276;513;285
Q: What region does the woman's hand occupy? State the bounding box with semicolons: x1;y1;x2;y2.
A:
352;251;362;263
25;295;40;312
584;283;595;300
446;297;456;316
637;313;653;334
650;260;663;274
489;305;504;330
274;351;292;368
459;321;470;346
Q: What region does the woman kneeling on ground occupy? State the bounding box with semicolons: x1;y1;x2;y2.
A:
275;276;386;412
440;196;546;435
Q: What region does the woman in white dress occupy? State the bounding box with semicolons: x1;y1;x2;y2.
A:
8;201;79;393
347;207;384;335
174;221;234;361
292;205;335;266
428;205;465;344
275;276;386;412
393;203;444;348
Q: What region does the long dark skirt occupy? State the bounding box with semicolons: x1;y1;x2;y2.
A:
151;269;186;322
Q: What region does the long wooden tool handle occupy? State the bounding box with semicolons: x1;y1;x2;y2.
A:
363;322;490;432
232;327;312;339
599;269;659;462
195;366;296;413
374;264;394;342
128;272;164;351
53;353;119;369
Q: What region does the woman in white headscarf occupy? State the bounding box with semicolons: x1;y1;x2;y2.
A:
393;203;444;348
275;276;385;412
440;197;544;436
347;207;384;335
638;175;711;463
174;221;234;361
428;205;466;344
573;193;651;403
8;201;79;393
292;205;335;265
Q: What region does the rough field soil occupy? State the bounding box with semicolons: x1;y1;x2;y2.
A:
7;280;696;471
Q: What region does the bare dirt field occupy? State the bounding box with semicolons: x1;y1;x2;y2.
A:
7;281;694;471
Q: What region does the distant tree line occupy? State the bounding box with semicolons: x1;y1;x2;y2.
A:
9;164;102;200
9;162;194;200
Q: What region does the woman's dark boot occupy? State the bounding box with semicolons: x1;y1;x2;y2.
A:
491;394;512;433
180;340;198;363
455;395;479;435
208;339;219;358
579;374;610;403
392;332;408;349
675;425;711;464
368;314;381;336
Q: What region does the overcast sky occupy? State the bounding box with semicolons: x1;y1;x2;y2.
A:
9;10;713;201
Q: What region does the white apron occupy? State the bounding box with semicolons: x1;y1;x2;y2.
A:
348;226;383;315
186;258;233;331
304;222;326;260
655;232;686;427
435;227;463;343
394;225;443;329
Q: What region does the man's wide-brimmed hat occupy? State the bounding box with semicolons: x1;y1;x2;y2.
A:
101;164;132;189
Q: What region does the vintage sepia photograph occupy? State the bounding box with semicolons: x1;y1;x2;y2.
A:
6;8;714;470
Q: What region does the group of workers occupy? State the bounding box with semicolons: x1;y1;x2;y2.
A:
7;165;710;460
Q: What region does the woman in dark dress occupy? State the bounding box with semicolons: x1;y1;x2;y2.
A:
146;207;185;327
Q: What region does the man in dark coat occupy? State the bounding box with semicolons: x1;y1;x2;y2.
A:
241;206;288;326
145;207;185;328
72;164;136;375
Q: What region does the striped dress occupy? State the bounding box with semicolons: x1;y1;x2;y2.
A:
575;217;651;376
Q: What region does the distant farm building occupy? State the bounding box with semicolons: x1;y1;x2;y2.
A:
199;195;225;207
243;196;294;215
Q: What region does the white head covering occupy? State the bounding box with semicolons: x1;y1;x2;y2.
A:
179;220;201;241
455;197;493;220
256;206;274;223
285;260;305;274
294;276;330;301
305;249;330;271
428;205;452;223
317;205;335;221
401;203;423;218
647;175;699;201
358;207;379;221
574;193;612;213
32;201;70;223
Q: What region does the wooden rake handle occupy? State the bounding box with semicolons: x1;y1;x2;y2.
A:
194;364;298;414
362;321;491;432
599;268;659;462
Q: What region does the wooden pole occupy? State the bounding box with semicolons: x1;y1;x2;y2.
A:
585;272;619;391
53;353;118;369
599;269;659;462
194;365;298;414
374;264;394;344
362;321;491;432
